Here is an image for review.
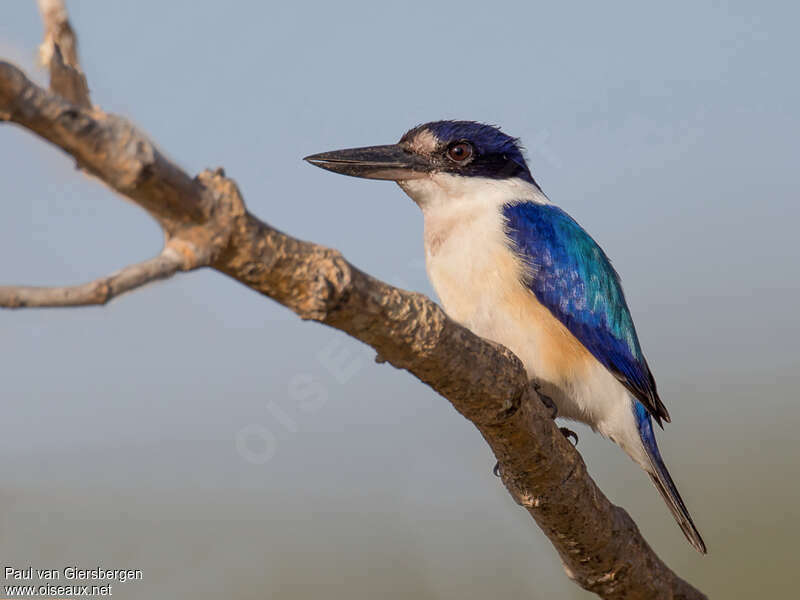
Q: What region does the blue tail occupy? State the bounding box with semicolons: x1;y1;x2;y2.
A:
634;402;707;553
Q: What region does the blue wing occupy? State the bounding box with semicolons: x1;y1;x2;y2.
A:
503;202;669;425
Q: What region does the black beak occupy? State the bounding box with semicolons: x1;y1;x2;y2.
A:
304;144;429;181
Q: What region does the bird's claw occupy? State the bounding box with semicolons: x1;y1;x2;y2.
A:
532;382;558;419
493;462;501;477
560;427;579;446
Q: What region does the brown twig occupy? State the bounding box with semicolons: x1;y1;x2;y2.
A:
0;6;707;598
0;248;184;308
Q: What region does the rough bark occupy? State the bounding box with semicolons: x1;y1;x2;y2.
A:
0;5;706;599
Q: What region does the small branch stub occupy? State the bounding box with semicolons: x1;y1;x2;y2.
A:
37;0;91;108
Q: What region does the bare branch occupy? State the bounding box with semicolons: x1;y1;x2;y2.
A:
0;62;212;231
0;248;184;308
0;6;708;598
37;0;91;108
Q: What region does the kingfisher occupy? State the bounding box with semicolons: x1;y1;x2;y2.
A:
304;120;706;553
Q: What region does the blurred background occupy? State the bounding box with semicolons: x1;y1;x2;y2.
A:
1;1;798;598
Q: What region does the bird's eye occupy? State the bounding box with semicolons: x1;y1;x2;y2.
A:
447;142;473;163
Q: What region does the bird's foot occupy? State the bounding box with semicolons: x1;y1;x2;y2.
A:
560;427;579;446
532;382;558;419
493;462;501;477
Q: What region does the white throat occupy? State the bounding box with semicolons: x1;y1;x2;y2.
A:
397;173;547;214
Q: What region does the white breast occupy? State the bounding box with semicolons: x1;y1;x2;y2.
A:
397;173;645;465
399;173;550;339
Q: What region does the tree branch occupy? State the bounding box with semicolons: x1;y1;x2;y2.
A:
0;248;184;308
0;7;707;598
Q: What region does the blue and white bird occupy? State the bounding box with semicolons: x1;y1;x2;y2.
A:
305;120;706;553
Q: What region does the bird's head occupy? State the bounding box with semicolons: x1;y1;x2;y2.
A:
305;121;540;208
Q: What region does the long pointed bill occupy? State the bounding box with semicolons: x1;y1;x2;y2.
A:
304;144;429;181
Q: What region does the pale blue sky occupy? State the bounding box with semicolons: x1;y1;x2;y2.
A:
1;2;798;598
